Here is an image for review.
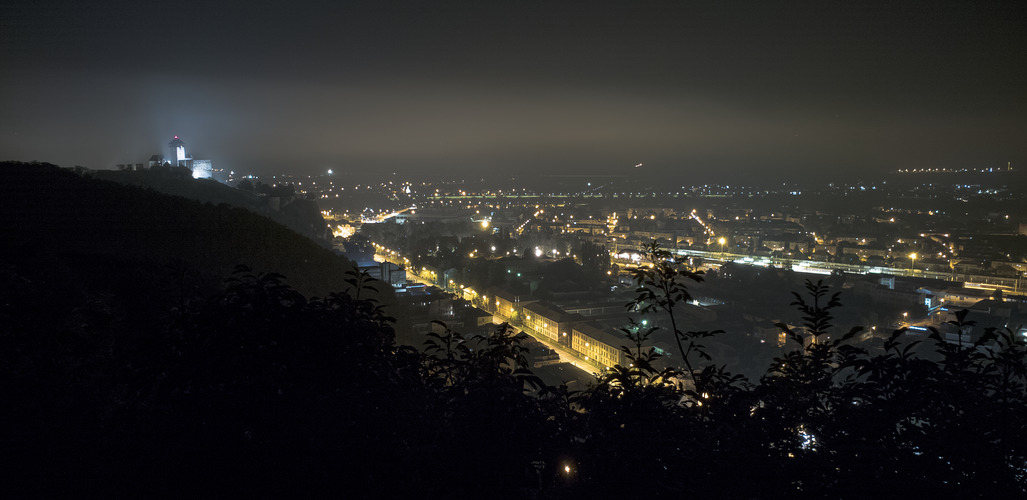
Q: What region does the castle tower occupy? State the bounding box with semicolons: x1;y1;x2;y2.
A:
168;136;186;166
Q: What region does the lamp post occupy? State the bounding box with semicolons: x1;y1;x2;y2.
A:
718;237;727;259
909;252;917;275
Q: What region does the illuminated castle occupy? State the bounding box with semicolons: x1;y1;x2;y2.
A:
147;135;213;179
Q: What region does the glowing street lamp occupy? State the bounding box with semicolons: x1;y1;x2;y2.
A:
909;252;917;273
718;237;727;256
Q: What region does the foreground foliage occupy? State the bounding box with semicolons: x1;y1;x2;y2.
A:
2;253;1026;498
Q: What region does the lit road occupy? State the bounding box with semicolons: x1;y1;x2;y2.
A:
491;312;599;375
374;247;597;376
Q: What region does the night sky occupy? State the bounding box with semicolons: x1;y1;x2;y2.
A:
2;1;1025;181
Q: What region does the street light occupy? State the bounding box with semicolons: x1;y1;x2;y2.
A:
718;237;726;257
909;252;917;274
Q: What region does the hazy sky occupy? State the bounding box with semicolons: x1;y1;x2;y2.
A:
2;1;1025;181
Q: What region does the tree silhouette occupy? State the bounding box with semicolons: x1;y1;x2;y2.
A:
628;241;720;384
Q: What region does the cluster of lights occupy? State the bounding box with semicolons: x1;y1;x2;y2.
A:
689;209;716;237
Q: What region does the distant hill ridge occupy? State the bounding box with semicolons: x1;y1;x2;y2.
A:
92;167;331;244
0;161;358;298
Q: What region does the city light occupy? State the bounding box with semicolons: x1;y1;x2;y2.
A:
14;4;1025;494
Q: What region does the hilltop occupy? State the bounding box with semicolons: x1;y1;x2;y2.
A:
0;161;362;299
92;167;331;244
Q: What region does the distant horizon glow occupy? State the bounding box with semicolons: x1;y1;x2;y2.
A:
2;1;1025;180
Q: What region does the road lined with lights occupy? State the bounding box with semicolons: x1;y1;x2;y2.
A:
373;247;599;375
490;312;599;374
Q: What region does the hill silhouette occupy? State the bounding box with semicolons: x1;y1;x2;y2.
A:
0;161;360;298
93;167;331;244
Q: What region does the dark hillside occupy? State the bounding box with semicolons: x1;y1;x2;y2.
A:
93;167;331;244
0;162;359;298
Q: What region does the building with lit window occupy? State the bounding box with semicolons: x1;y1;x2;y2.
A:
571;321;638;369
485;287;537;320
522;301;582;347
